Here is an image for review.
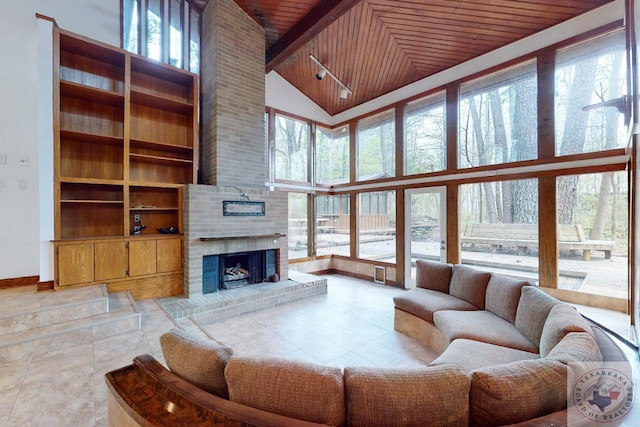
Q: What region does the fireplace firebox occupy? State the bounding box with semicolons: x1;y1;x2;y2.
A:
203;249;277;293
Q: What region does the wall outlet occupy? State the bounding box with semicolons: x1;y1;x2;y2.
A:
0;154;6;165
134;214;141;223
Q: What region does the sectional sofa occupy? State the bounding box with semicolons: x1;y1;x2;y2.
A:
105;260;629;426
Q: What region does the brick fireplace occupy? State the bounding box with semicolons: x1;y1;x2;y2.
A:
182;0;288;297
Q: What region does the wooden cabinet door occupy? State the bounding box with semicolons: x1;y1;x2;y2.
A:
95;241;127;281
129;240;157;277
58;243;94;286
157;238;182;273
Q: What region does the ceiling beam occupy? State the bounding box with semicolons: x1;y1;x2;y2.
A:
265;0;362;72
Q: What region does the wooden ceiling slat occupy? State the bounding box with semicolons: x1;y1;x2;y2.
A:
231;0;613;115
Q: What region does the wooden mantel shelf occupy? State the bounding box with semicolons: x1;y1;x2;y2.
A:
199;233;286;242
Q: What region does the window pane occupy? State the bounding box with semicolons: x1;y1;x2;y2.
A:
358;191;396;261
147;0;162;61
460;179;539;279
123;0;139;53
555;30;627;155
459;61;537;168
288;193;308;259
357;110;395;181
275;114;309;182
316;125;349;184
405;92;446;175
556;172;628;299
317;195;350;257
189;8;200;73
169;0;182;68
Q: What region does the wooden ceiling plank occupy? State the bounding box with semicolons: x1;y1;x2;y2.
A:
266;0;362;71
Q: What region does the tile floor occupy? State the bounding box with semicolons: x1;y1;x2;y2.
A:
0;275;436;426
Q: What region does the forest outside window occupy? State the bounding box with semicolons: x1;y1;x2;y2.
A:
555;30;627;156
316;195;350;257
405;92;446;175
122;0;200;72
316;125;350;185
275;114;310;183
358;191;396;261
459;179;539;275
357;110;395;181
288;193;309;260
459;60;538;169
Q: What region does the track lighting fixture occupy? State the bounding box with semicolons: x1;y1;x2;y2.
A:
309;54;352;100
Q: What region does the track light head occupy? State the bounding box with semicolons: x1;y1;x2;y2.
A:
339;88;348;100
316;68;327;80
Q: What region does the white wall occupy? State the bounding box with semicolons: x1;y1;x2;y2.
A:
0;1;119;280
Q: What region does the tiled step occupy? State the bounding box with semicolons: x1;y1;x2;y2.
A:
0;289;140;364
0;284;109;335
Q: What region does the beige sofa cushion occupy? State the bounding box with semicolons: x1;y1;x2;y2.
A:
470;359;568;426
433;309;538;353
344;364;469;427
415;259;453;293
539;304;594;357
546;331;603;365
393;288;477;323
159;328;232;398
225;356;345;426
514;286;561;347
485;275;530;323
449;264;491;309
430;338;538;373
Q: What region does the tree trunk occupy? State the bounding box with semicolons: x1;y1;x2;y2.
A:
469;97;497;222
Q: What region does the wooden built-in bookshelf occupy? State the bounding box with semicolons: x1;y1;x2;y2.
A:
52;28;197;299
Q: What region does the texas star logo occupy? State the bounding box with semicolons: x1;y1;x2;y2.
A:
573;367;635;423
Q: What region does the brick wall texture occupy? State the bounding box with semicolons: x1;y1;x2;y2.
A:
200;0;266;189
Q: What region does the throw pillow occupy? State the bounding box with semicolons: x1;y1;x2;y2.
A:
159;328;233;398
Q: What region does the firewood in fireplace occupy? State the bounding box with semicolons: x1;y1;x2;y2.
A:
225;263;249;276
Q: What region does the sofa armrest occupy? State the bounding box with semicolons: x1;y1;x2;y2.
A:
105;354;328;427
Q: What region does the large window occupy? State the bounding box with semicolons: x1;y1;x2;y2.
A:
316;125;349;185
460;179;539;278
316;195;350;257
555;30;627;155
288;193;308;260
358;191;396;261
357;110;395;181
556;172;628;299
405;92;446;175
122;0;200;72
275;114;310;182
459;61;538;168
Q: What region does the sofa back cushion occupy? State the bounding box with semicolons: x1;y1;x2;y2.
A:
470;359;567;426
344;364;469;427
448;265;492;309
546;332;603;365
514;286;561;347
416;260;453;293
485;275;530;323
539;304;594;357
225;356;345;426
159;328;232;398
